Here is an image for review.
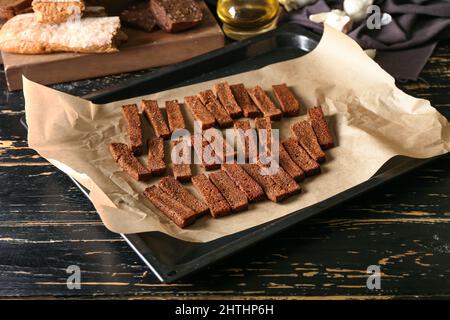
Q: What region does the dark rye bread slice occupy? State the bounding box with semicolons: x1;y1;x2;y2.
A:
269;166;301;197
159;176;209;215
147;137;166;176
150;0;203;33
222;163;265;202
142;100;171;139
209;170;248;213
191;133;221;171
184;95;215;130
234;120;257;162
165;100;186;133
229;83;262;118
198;90;233;128
171;138;192;182
255;116;274;156
278;143;305;181
192;174;232;218
242;164;288;202
308;106;334;150
121;104;143;155
120;1;156;33
143;185;201;228
213;82;243;118
109;143;152;181
272;83;301;116
291;120;326;163
203;128;236;164
282;138;320;176
247;86;282;121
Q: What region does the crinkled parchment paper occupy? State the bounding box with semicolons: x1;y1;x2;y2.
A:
24;26;450;242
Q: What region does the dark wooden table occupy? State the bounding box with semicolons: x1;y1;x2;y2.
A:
0;39;449;299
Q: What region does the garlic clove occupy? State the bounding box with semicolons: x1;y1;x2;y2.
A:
343;0;373;22
310;9;353;33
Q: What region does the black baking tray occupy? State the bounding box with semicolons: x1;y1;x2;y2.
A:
22;23;444;283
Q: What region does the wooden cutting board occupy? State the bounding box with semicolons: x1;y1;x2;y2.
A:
1;1;224;91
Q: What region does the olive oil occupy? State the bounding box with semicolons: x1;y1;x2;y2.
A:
217;0;280;40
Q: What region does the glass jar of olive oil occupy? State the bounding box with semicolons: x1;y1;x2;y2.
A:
217;0;280;40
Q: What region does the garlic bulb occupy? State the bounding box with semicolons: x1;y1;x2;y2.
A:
310;9;353;33
279;0;318;12
343;0;373;22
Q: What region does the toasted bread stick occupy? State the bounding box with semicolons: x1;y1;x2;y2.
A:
272;84;301;116
171;138;192;182
282;138;320;176
278;143;305;181
203;128;235;163
198;90;233;128
222;163;265;202
109;143;151;181
247;86;282;120
147;137;166;176
142;100;171;139
159;176;209;215
191;134;221;171
229;83;262;118
291;121;326;163
143;185;201;228
234;120;257;161
209;170;248;213
269;166;301;197
165;100;186;133
192;174;232;218
184;95;216;130
121;104;143;155
213;82;243;118
308;106;334;149
242;164;288;202
255;117;274;156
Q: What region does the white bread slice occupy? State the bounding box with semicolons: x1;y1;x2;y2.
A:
0;13;126;54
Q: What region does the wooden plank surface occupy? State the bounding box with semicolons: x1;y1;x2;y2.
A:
0;41;448;299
